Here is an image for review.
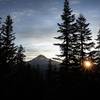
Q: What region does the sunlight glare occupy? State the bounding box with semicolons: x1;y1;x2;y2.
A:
81;57;94;71
83;60;92;69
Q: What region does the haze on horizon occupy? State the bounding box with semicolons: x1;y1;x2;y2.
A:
0;0;100;61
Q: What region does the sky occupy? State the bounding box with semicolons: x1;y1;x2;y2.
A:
0;0;100;61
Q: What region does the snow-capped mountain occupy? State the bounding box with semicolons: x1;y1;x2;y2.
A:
28;55;60;71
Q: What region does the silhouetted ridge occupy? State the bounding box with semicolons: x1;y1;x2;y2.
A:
34;55;48;60
28;55;60;71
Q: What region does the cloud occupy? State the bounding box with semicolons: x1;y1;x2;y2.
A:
10;0;81;61
25;42;60;61
69;0;80;5
86;10;100;19
12;9;36;22
0;0;11;2
11;7;59;39
0;0;99;61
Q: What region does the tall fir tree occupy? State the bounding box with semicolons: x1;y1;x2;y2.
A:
1;15;16;66
15;45;25;65
54;0;77;67
0;17;2;65
95;29;100;65
76;14;94;62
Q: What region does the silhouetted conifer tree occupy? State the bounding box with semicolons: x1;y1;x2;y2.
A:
95;29;100;65
1;15;16;66
54;0;77;67
15;45;25;65
0;17;2;65
76;14;94;61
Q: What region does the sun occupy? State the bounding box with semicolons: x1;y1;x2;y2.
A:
83;60;93;69
81;57;94;71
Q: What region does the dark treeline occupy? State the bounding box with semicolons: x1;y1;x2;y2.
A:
0;0;100;98
0;15;43;96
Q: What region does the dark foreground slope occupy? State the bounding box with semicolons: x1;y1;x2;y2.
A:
0;63;100;98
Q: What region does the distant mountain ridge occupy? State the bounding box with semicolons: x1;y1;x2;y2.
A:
28;55;60;71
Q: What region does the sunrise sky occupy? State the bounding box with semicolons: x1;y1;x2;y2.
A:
0;0;100;61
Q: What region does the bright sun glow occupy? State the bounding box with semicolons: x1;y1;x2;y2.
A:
81;57;94;71
83;61;92;69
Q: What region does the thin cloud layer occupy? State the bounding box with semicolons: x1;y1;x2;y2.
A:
0;0;99;60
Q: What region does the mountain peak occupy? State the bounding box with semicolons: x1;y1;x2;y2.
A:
35;55;48;60
28;55;60;71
